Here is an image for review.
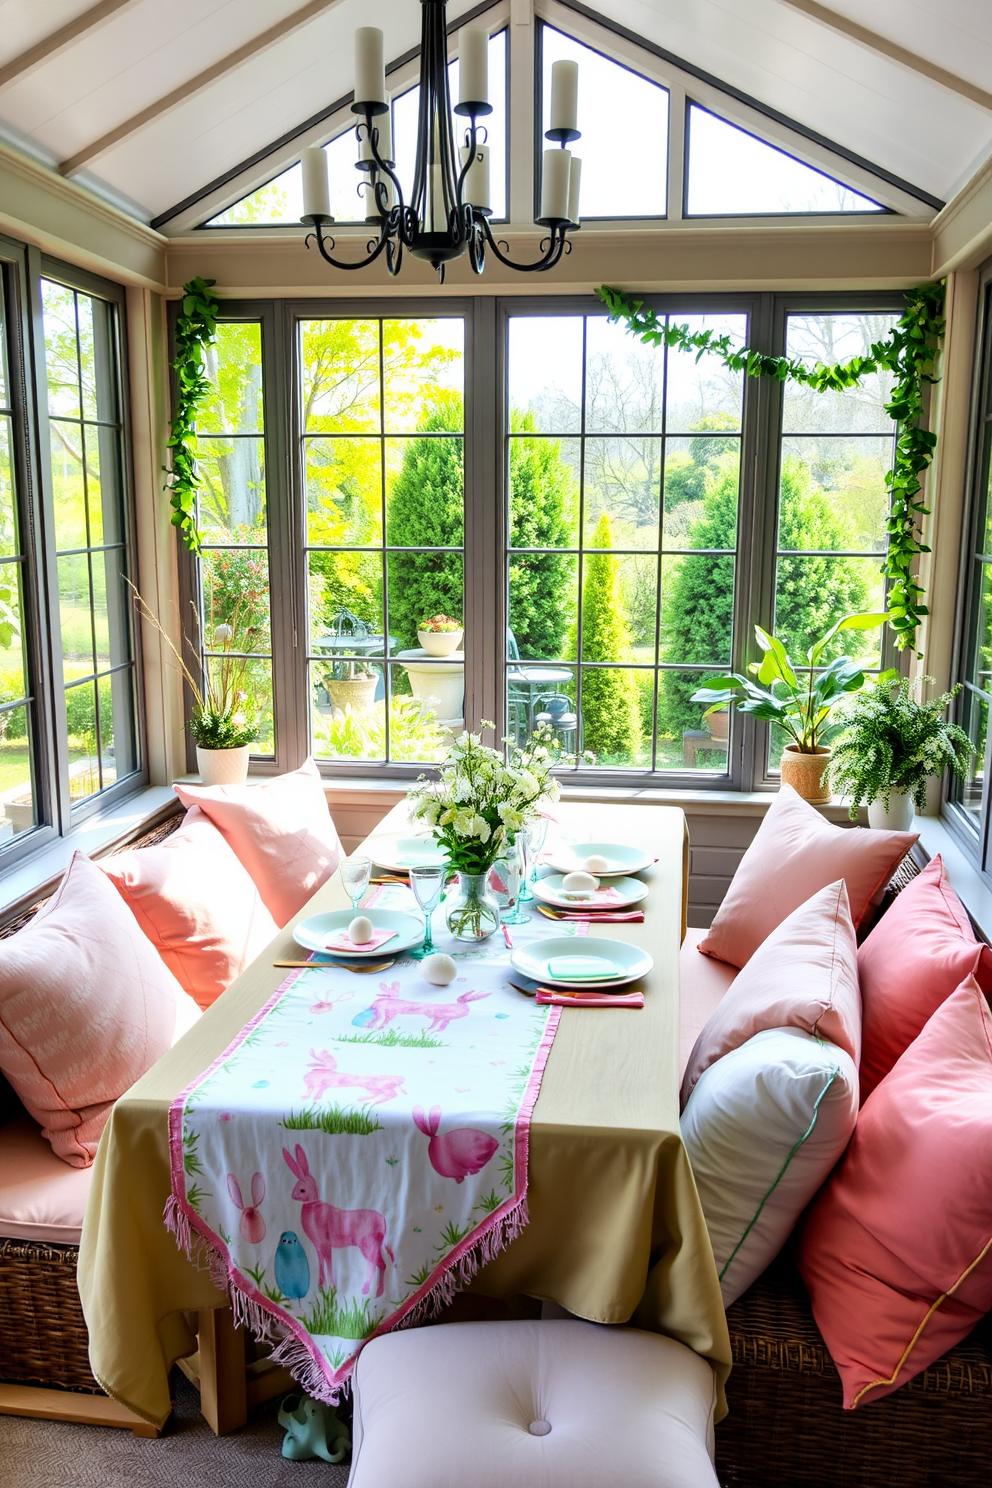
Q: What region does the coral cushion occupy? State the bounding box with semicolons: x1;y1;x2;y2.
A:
698;786;916;968
682;1027;858;1306
681;880;861;1105
798;978;992;1408
175;758;340;928
0;1115;92;1242
857;854;992;1100
0;853;201;1167
101;806;278;1009
349;1320;720;1488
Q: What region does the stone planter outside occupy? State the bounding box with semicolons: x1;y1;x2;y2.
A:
327;677;378;717
417;628;463;657
779;745;831;805
196;745;251;787
396;649;465;726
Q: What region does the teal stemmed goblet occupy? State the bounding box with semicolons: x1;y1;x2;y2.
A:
341;854;372;916
527;814;549;889
409;865;446;958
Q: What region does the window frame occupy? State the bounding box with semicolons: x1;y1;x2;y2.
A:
175;289;909;792
946;256;992;867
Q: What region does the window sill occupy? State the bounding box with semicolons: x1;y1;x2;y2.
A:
0;785;179;923
914;815;992;944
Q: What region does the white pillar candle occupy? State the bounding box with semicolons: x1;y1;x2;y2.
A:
355;27;386;107
567;155;582;224
375;99;392;163
458;28;488;107
301;145;331;220
365;174;394;221
429;162;448;231
540;148;571;220
550;59;579;134
460;143;491;212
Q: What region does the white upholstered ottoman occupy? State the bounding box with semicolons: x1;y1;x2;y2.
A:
347;1320;720;1488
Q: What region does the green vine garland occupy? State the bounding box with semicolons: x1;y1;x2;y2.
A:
165;276;220;554
595;281;946;653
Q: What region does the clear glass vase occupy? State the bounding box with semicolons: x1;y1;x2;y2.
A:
444;871;501;942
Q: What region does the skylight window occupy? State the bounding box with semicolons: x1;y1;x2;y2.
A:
540;26;667;219
206;30;506;228
685;105;883;216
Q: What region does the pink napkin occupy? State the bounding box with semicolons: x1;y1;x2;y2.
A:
549;910;645;923
321;927;397;953
535;989;645;1008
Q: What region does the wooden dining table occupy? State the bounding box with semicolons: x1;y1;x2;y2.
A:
77;800;730;1432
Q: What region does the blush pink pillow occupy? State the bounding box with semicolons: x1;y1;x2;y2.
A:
681;880;861;1105
857;855;992;1100
0;852;201;1167
699;785;917;968
175;758;340;927
799;978;992;1409
100;807;278;1010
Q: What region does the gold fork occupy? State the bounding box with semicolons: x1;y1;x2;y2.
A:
273;959;396;973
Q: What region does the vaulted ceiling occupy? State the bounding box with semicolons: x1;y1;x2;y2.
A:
0;0;989;225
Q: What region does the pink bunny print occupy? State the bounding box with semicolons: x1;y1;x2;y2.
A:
282;1144;393;1297
303;1049;406;1107
368;982;490;1034
227;1171;266;1244
412;1106;499;1183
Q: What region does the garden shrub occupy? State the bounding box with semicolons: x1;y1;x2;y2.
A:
507;411;574;659
385;395;464;650
312;695;445;762
577;513;641;761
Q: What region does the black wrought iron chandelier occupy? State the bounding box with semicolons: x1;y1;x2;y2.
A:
300;0;581;280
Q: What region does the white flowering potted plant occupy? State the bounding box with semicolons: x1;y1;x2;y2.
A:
129;587;259;787
408;724;556;940
830;674;974;829
417;613;464;658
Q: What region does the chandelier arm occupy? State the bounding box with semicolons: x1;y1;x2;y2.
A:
306;221;391;272
478;217;568;272
362;111;406;219
453;118;479;227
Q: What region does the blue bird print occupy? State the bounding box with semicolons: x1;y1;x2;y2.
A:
351;1005;376;1028
274;1230;311;1301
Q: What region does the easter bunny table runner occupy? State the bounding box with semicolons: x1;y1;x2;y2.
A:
166;893;575;1401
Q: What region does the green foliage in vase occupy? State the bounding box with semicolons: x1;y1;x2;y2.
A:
830;675;974;817
598;281;945;653
575;513;641;761
693;613;888;754
187;708;258;750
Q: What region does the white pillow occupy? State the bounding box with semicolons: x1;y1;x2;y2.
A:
680;1026;858;1306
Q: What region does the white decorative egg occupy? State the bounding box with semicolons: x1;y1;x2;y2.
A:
584;854;610;874
562;870;598;897
348;915;373;944
422;952;457;986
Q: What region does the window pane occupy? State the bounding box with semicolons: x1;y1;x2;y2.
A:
303;319;381;434
312;659;385;762
778;438;893;553
968;560;992;694
509;553;577;663
195;436;267;539
774;555;885;663
665;316;747;432
541;27;667;217
658;668;732;774
197;323;264;435
58;553;94;681
0;418;20;558
205;655;274;756
508;318;583;433
507;665;576;750
663;439;739;549
509;433;579;549
578;668;649;767
957;690;987;822
0;704;36;838
0;564;28;704
584;315;666;434
307;437;383;546
382;319;464;435
662;553;735;667
782;314;898;433
42;282;81;418
65;679;99;802
50;423;87;550
387;551;463;655
202;548;272;654
309;551;384;645
686;105;883;215
583;439;662;545
388;667;449;764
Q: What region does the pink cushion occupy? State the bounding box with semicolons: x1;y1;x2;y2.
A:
698;786;916;969
857;855;992;1100
100;806;278;1009
681;881;861;1106
679;927;737;1082
175;758;340;927
0;1115;92;1242
798;978;992;1409
0;852;201;1167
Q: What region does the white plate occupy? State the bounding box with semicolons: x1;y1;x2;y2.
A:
534;874;649;911
544;841;655;878
509;935;653;990
368;835;451;872
293;909;424;958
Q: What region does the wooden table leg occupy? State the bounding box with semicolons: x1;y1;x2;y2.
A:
196;1307;248;1435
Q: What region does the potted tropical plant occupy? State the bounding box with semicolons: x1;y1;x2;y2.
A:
129;588;259;787
417;614;464;658
692;612;888;804
325;658;377;718
830;674;974;828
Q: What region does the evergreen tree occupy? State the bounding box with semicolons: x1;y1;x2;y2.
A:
659;454;874;741
385;394;465;649
508;409;575;657
578;513;642;761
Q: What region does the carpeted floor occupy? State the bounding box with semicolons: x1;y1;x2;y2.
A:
0;1371;352;1488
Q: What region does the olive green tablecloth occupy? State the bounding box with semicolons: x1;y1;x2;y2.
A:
78;801;730;1426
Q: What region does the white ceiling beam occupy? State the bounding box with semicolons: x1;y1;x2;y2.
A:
58;0;347;178
776;0;992;112
0;0;139;90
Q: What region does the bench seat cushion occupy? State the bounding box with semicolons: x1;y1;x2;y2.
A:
680;928;737;1081
0;1115;91;1243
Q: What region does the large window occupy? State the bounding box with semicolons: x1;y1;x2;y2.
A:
0;239;141;864
182;293;905;790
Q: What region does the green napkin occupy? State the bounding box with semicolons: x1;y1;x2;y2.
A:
546;955;623;981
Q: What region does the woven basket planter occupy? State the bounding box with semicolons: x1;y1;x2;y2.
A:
0;1238;99;1391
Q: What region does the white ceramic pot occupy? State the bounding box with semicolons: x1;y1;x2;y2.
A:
867;788;914;832
196;744;251;787
417;628;463;658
